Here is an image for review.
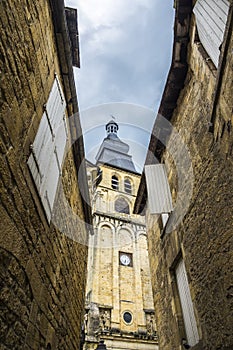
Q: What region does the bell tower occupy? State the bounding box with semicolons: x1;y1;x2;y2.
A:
84;120;158;350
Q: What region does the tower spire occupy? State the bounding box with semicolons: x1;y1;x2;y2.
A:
95;120;137;173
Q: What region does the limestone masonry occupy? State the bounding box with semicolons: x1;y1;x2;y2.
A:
135;1;233;349
83;121;158;350
0;1;91;349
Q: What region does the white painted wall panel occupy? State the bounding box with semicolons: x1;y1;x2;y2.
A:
145;164;173;214
193;0;230;67
176;259;199;347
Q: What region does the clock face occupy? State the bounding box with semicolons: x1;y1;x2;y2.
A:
120;254;131;266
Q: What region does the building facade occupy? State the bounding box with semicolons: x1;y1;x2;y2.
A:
0;1;91;349
135;1;233;350
84;121;158;350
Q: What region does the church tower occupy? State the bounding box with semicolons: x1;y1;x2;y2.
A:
84;120;158;350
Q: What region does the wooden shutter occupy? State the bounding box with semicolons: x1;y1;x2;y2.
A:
193;0;230;67
27;113;52;190
28;76;67;222
175;259;199;347
145;164;173;214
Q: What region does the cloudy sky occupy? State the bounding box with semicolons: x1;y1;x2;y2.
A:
65;0;175;171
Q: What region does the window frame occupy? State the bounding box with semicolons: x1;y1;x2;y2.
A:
111;175;119;190
124;178;132;194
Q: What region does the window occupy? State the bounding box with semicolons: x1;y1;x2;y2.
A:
123;311;132;324
115;197;129;214
111;175;119;190
27;75;68;222
193;0;230;67
124;178;132;194
175;259;199;347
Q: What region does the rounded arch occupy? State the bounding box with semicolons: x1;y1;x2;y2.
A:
124;177;133;194
115;196;130;214
111;174;119;190
137;232;148;248
117;226;134;250
136;230;147;241
116;225;134;239
98;223;114;249
97;221;115;232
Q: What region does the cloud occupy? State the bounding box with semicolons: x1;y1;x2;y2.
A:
65;0;175;168
66;0;174;109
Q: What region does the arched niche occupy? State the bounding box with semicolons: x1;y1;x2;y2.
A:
118;227;133;251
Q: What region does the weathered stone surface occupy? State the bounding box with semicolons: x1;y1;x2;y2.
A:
0;1;88;349
143;6;233;350
85;146;158;349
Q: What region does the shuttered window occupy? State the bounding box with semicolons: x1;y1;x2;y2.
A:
144;164;173;214
28;75;68;222
175;259;199;347
111;175;119;190
193;0;230;67
124;178;132;194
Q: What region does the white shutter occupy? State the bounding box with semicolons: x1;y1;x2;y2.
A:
145;164;173;214
193;0;230;67
54;117;68;168
46;75;66;132
28;75;67;222
42;151;60;221
27;113;53;190
176;259;199;347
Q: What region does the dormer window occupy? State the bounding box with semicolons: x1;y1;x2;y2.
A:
112;175;119;190
124;179;132;194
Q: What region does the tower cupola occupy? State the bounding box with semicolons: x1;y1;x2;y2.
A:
106;119;119;138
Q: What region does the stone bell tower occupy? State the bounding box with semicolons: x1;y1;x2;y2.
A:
84;120;158;350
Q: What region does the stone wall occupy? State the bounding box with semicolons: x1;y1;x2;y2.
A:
145;7;233;350
0;0;89;349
